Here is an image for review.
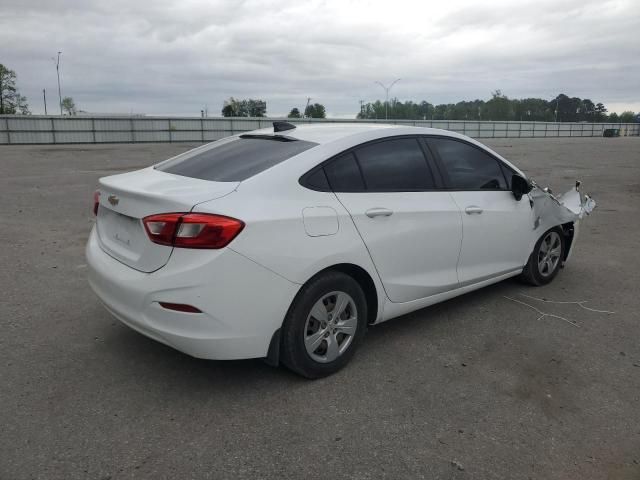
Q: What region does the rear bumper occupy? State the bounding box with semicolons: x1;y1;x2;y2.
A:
86;227;299;360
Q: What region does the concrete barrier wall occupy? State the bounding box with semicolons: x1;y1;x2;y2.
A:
1;116;638;144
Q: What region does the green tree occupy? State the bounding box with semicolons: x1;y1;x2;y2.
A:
578;99;596;122
247;99;266;117
618;111;637;123
221;97;267;117
304;103;326;118
485;90;513;121
594;103;607;122
417;101;435;120
287;107;301;118
357;100;385;119
221;98;238;117
514;98;554;121
355;93;611;123
61;96;77;116
433;103;451;120
608;112;620;123
0;64;30;114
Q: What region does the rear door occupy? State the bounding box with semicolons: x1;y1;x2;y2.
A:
328;137;462;303
425;136;534;285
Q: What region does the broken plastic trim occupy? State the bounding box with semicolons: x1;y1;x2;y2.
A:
528;178;596;231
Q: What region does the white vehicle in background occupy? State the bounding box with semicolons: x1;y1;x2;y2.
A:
86;122;594;378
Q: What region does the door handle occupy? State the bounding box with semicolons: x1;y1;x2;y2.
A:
465;206;483;215
365;208;393;218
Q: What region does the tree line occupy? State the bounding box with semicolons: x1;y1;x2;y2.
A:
220;97;327;119
357;90;639;123
1;62;637;122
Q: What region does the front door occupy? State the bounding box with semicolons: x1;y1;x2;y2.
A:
426;136;534;285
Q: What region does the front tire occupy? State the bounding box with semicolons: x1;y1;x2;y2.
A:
520;227;565;286
280;271;367;379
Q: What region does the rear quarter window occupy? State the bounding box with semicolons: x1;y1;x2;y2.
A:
324;153;366;192
157;136;318;182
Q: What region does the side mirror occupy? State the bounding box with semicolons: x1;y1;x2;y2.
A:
511;174;532;201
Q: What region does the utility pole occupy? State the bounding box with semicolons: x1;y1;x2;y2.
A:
304;97;311;118
374;79;401;120
43;89;47;115
54;51;62;116
359;99;364;118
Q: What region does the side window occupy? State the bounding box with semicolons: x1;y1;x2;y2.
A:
500;162;516;189
354;138;434;191
301;168;330;191
429;138;507;190
324;153;365;192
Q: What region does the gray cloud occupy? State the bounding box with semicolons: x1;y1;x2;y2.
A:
1;0;638;116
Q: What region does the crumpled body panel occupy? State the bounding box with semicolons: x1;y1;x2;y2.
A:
527;181;596;262
529;181;596;232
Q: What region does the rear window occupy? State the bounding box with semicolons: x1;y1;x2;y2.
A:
156;136;318;182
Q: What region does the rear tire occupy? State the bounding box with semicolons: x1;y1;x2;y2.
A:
520;227;565;286
280;271;367;379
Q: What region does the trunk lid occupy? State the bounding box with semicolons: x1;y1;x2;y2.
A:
96;167;238;272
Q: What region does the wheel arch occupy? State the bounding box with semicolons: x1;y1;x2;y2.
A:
560;221;575;262
265;262;381;367
324;263;379;325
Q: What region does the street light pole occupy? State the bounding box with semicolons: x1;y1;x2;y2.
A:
55;51;62;116
304;97;311;118
374;78;401;120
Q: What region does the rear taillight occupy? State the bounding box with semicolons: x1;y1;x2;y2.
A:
93;190;100;216
142;213;244;249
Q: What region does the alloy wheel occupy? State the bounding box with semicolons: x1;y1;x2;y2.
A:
303;291;358;363
537;231;562;277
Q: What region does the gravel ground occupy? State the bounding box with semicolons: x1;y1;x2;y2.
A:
1;137;639;480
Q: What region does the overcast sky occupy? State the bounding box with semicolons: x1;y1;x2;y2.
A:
2;0;639;117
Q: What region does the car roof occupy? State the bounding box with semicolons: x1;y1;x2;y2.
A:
249;122;477;145
249;123;403;144
245;123;525;178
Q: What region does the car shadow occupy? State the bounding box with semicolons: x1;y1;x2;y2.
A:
102;277;525;390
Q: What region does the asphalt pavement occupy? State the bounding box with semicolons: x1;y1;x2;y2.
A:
1;137;639;479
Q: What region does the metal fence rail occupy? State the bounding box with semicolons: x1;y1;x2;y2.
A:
1;116;638;145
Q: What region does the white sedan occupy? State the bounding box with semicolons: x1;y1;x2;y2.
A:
87;122;594;378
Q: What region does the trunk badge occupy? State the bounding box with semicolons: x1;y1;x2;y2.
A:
108;195;119;206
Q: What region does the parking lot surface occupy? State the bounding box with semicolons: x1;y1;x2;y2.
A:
1;137;639;479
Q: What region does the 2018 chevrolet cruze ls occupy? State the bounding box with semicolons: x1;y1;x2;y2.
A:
87;122;594;378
